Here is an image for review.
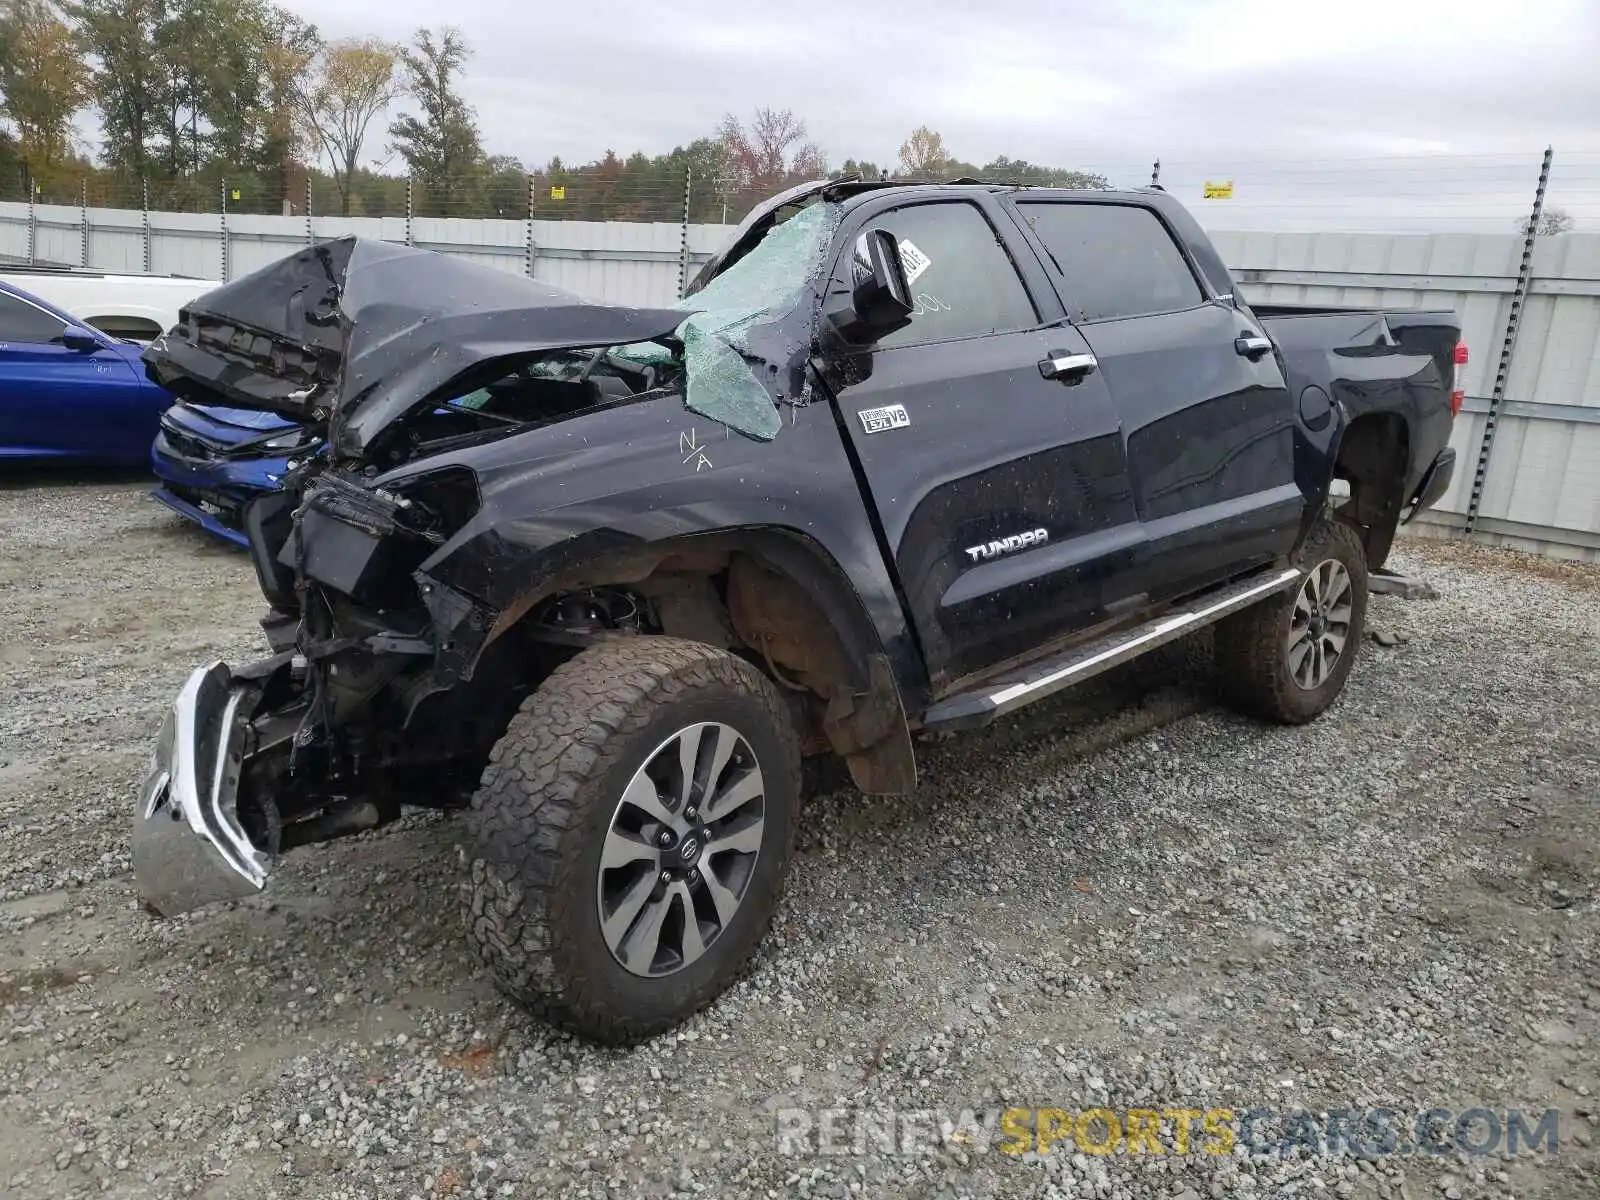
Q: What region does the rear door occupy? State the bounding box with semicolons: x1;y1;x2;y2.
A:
1008;199;1301;601
817;195;1142;690
0;292;150;461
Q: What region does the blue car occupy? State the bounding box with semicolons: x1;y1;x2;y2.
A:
0;279;176;463
150;404;314;548
0;277;304;547
151;379;499;547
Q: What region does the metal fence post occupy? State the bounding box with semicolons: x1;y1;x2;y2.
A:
79;179;89;267
220;179;230;282
305;175;313;246
405;176;414;247
1465;145;1552;534
141;179;151;274
677;166;692;298
27;177;36;264
525;173;536;277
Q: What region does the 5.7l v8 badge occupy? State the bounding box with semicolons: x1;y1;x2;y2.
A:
858;404;911;434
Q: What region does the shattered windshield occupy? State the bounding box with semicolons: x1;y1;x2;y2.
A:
616;200;840;440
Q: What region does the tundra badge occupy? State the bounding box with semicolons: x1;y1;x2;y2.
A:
965;528;1049;562
858;404;911;435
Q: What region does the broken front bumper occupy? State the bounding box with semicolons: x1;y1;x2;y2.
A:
135;662;273;916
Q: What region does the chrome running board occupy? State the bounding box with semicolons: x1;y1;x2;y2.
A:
921;567;1302;731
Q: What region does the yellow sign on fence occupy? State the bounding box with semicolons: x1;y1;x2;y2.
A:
550;185;566;200
1202;180;1234;199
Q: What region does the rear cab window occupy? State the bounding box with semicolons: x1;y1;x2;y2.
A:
846;201;1039;348
1014;202;1204;323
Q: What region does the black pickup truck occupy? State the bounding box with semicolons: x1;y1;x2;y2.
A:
136;180;1463;1042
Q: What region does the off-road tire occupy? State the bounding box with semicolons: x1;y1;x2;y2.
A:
1214;517;1369;724
462;637;800;1044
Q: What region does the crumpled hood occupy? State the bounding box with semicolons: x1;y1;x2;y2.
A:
142;235;689;461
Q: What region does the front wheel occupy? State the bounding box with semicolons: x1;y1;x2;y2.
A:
461;637;799;1044
1214;517;1369;724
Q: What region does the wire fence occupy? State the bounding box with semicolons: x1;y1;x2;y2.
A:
0;167;781;226
995;150;1600;235
1153;152;1600;235
5;148;1599;235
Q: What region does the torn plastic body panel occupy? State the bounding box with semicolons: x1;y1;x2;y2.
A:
615;200;840;440
143;236;690;461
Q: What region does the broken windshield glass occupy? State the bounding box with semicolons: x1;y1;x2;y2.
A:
616;200;840;441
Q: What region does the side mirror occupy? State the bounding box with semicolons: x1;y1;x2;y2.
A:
828;229;914;343
61;326;102;352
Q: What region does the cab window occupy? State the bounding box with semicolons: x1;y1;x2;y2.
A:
850;201;1037;348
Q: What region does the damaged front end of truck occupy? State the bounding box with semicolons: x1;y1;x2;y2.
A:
134;206;851;917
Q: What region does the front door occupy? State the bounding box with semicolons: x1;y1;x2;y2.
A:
0;293;149;461
816;196;1141;690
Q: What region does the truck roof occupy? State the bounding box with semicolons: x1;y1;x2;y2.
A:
692;177;1235;303
828;178;1166;200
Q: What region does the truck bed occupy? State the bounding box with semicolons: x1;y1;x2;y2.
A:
1256;302;1459;381
1256;302;1461;521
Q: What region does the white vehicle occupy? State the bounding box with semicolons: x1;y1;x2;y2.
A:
0;265;217;342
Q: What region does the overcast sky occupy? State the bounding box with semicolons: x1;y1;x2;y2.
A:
281;0;1600;165
249;0;1592;232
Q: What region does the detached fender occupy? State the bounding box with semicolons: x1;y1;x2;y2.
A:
381;392;926;786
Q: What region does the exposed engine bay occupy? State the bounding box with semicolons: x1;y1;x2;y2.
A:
226;354;705;858
230;572;663;863
351;347;683;471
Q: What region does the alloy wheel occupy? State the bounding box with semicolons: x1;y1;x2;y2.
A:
1287;558;1353;690
596;722;766;977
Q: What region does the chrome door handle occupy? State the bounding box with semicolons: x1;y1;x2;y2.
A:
1235;333;1273;360
1038;350;1098;384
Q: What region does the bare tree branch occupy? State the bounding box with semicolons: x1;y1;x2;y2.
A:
1528;206;1575;237
295;37;397;215
897;126;949;179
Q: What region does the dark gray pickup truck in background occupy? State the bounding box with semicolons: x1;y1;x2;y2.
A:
136;178;1464;1042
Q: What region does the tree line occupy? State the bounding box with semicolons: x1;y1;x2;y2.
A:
0;0;1110;221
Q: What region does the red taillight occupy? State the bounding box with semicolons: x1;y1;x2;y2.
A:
1449;342;1468;416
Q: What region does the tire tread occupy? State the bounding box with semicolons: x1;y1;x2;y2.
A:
1214;518;1369;725
461;637;798;1044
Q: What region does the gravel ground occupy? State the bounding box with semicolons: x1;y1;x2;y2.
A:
1;472;1597;1200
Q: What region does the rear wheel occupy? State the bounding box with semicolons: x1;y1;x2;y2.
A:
461;637;799;1044
1214;517;1368;724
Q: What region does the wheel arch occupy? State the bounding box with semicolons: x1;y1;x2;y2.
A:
471;526;920;795
84;313;165;342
